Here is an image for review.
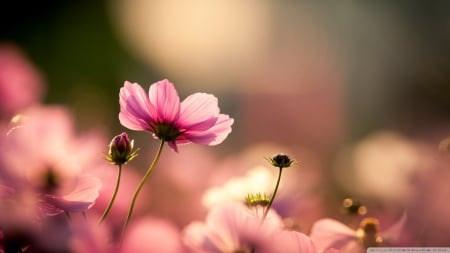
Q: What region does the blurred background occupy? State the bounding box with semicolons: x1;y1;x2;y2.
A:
2;0;449;138
2;0;450;246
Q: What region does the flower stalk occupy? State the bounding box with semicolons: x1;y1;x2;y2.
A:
121;140;165;239
263;166;283;220
99;164;122;224
263;153;294;220
100;132;137;224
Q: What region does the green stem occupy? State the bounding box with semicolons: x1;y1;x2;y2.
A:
99;164;122;224
263;167;283;220
121;140;165;239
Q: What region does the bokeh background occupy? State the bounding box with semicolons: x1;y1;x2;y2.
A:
3;0;450;136
2;0;450;246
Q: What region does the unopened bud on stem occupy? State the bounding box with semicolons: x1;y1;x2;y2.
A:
106;132;138;165
268;153;294;169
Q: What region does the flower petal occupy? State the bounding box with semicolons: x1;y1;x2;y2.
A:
119;81;157;131
42;175;102;214
148;79;180;123
179;93;220;130
381;212;408;244
167;141;179;153
310;218;357;253
183;222;220;252
62;176;102;204
264;231;317;253
122;217;185;253
181;114;234;146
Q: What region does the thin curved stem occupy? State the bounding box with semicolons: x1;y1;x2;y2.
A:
263;167;283;220
99;164;122;224
121;140;165;239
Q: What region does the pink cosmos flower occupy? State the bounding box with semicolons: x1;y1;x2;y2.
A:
182;202;318;253
182;202;283;253
309;214;407;253
119;79;233;152
0;106;102;217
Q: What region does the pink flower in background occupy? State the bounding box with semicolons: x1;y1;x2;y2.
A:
183;201;319;253
68;216;112;253
183;202;286;253
0;106;102;216
121;217;186;253
0;44;45;117
119;79;233;151
309;214;407;253
264;230;317;253
40;175;102;215
310;218;362;253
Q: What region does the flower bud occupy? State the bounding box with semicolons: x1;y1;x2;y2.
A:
268;153;294;169
106;132;138;165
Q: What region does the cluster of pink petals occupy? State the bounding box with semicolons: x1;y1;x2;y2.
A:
182;202;318;253
0;106;102;217
119;79;233;152
310;214;407;253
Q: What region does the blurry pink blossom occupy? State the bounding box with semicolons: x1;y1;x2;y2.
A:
119;79;233;152
68;215;113;253
40;175;102;215
121;217;186;253
0;106;102;216
0;44;45;116
182;202;316;253
309;214;407;253
264;230;317;253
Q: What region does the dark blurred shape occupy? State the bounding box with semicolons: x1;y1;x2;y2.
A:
342;198;367;216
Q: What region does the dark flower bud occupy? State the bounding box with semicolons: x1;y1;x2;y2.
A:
268;153;294;169
106;132;138;165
